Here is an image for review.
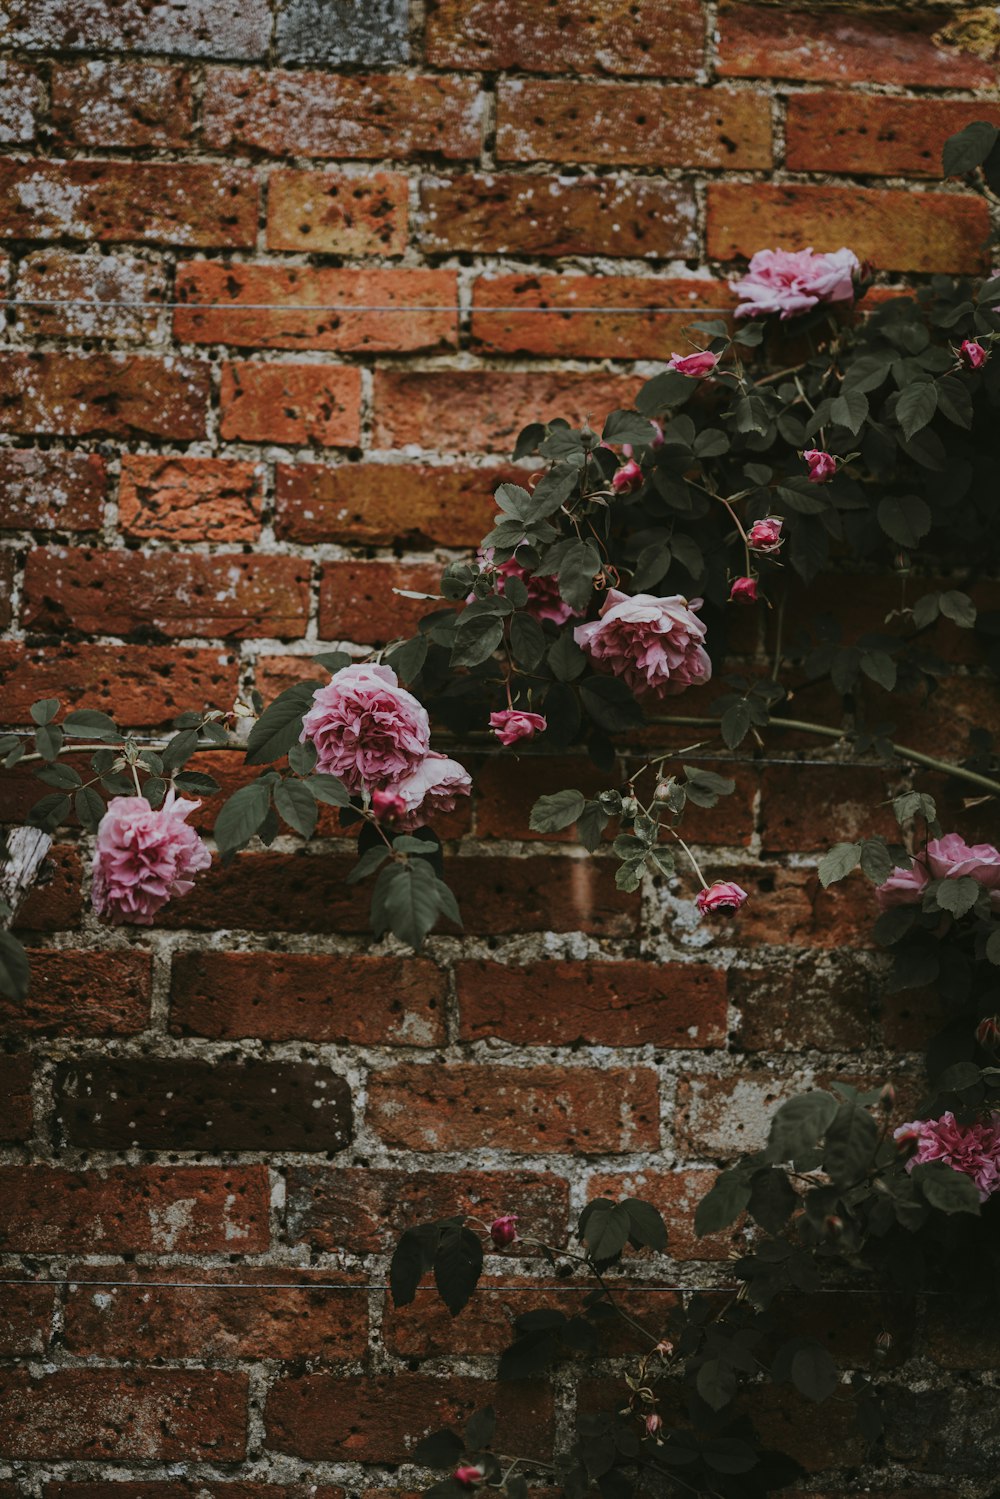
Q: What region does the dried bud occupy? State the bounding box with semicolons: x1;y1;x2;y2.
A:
976;1015;1000;1051
652;779;676;804
824;1214;844;1237
874;1331;894;1357
645;1413;663;1439
654;1338;674;1358
878;1082;896;1113
489;1214;519;1249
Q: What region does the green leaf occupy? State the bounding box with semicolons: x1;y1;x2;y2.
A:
214;781;272;855
30;697;60;725
830;388;868;434
173;772;222;796
602;409;657;447
160;729;200;772
895;381;938;440
509;611;547;670
371;858;458;950
859;649;897;691
287;740;317;777
818;841;861;888
529;790;585;834
385;633;429;684
306;773;350;807
548;630;587;682
390;1224;438;1308
791;1342;839;1402
933;874;981;917
450;614;504;668
62;709;121;741
943;119;1000;176
859;838;894;886
823;1101;878;1186
939;590;976;628
697;1359;737;1412
693;427;729;457
986;928;1000;965
747;1169;797;1234
434;1225;484;1316
579;1200;631;1264
312;650;353;673
635;369;694;414
36;762;82;790
34;723;63;762
695;1168;751;1236
623;1198;668;1251
557;540;601;612
74;786;106;833
413;1428;465;1470
912;1160;981;1215
768;1091;838;1165
464;1405;496;1452
721;700;752;749
346;845;390;884
579;676;644;732
576;801;610;852
615;857;646;893
274;778;318;840
0;931;30;1002
246;682;321;767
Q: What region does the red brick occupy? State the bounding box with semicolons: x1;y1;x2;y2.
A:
204;68;482;158
0;1369;247;1460
419;174;697;258
63;1267;368;1363
926;1297;1000;1369
23;548;311;640
265;1374;553;1462
0;450;104;531
497;81;770;167
747;1384;865;1471
730;955;874;1052
0;60;41;143
55;1058;352;1152
474;754;614;843
12;845;82;932
44;1489;342;1499
707;183;990;275
0;949;151;1035
368;1063;659;1153
0;353;209;440
0;642;239;724
318;560;444;643
274;461;502;546
887;673;1000;764
285;1165;569;1254
220;362;361;448
786;93;1000;178
684;864;876;949
373;370;639;453
0;1164;270;1254
589;1167;748;1261
457;854;639;936
176;263;457;351
0;1285;53;1356
0;553;14;632
471;274;737;359
169;951;446;1046
759;764;897;853
0;1056;32;1143
717;3;998;88
0;159;256;247
879;984;945;1053
50;61;192;148
118;455;264;542
267;169;409;255
2;1;272;57
456;959;727;1047
677;1071;818;1157
426;0;704;75
16;250;166;341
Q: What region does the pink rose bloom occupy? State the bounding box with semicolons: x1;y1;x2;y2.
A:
729;576;759;604
804;448;837;483
666;350;720;378
876;834;1000;911
696;880;749;915
474;549;579;628
490;709;547;747
894;1111;1000;1201
747;517;783;553
489;1214;519;1248
732;247;860;320
300;663;429;794
92;791;211;926
370;788;407;822
454;1469;485;1487
612;457;644;494
390;751;472;829
573;589;711;699
959;338;988;370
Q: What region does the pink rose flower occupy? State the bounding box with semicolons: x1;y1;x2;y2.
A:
649;420;664;448
573;589;711;699
876;834;1000;912
454;1468;485;1487
612;457;644;494
300;663;429;794
747;517;783;553
804;448;837;483
371;788;407;822
489;709;547;747
666;350;720;378
894;1111;1000;1201
959;339;987;370
474;548;580;627
92;791;211;926
731;246;860;320
729;576;759;604
696;881;749;915
489;1214;519;1248
389;751;472;829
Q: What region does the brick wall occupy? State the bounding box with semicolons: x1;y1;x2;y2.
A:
1;1;999;1493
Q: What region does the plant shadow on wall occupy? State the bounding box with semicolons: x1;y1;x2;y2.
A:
3;120;1000;1492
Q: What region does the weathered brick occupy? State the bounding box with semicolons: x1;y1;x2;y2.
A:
176;263;457;352
266;170;409;256
426;0;704;75
43;1488;343;1499
0;1285;53;1356
729;953;874;1052
474;754;615;844
419;174;698;258
265;1375;553;1462
277;0;409;64
0;642;239;724
274;461;501;546
50;61;192;148
926;1296;1000;1369
16;250;166;341
677;1071;814;1157
0;1164;270;1253
169;951;446;1046
745;1383;866;1471
23;548;310;640
0;61;41;143
317;560;444;643
0;552;14;634
0;1369;247;1460
0;160;257;246
456;959;727;1047
786;93;1000;179
707;183;990;274
717;3;998;88
55;1058;353;1152
203;69;481;159
2;0;272;58
0;353;209;440
497;82;771;168
671;864;875;949
455;855;640;935
219;362;362;448
63;1267;368;1363
11;845;82;932
471;274;737;358
0;1056;33;1143
882;1385;1000;1474
0;949;151;1034
0;449;104;533
285;1165;570;1253
588;1167;748;1261
368;1063;659;1153
759;764;896;853
373;370;639;453
118;455;264;542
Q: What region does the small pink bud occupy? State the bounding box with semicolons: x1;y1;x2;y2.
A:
654;1338;673;1357
612;457;644;494
489;709;547;747
803;448;837;484
728;576;759;605
645;1413;663;1438
747;517;783;554
875;1331;894;1356
666;349;720;378
878;1083;896;1112
825;1214;844;1237
454;1467;486;1487
696;881;749;915
959;338;988;370
371;788;406;821
976;1015;1000;1050
649;420;664;449
489;1214;519;1248
652;779;675;804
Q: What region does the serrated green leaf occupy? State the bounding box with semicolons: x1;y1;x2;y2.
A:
830;388;868;434
371;858;458;950
912;1160;981;1214
274;778;318;840
246;682;321;767
943;119;1000;177
580;1201;631;1263
695;1168;751;1236
450;614;504;668
895;381;938;440
529;790;585;833
0;931;30;1002
74;785;106;833
62;709;121;741
30;697;60;725
509;611;547;670
818;841;861;887
790;1342;839;1402
933;875;981;918
214;781;272;855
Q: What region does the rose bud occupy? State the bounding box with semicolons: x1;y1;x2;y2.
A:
489;709;547;747
824;1214;844;1237
612;457;644;494
454;1467;486;1487
654;1337;674;1357
976;1015;1000;1050
696;881;749;915
666;349;720;378
878;1083;896;1113
649;420;665;449
489;1214;519;1248
729;576;759;604
803;448;837;484
371;788;406;821
874;1331;894;1357
959;338;987;370
747;517;783;553
652;778;676;804
645;1414;663;1438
